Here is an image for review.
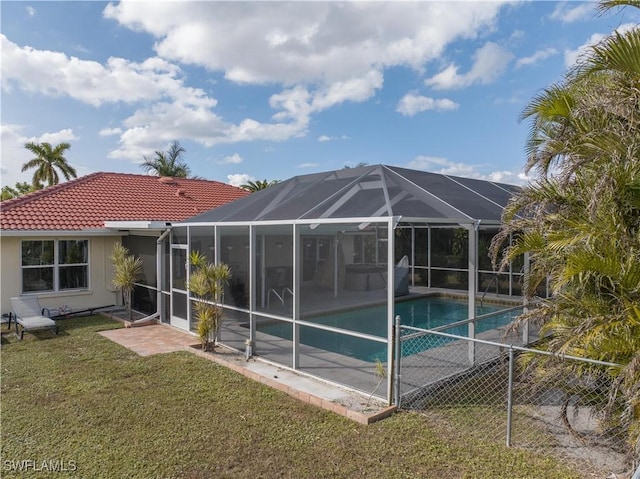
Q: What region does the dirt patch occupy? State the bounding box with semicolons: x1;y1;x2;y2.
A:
100;308;157;327
525;404;630;478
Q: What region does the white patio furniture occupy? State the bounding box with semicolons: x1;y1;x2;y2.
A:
10;297;59;340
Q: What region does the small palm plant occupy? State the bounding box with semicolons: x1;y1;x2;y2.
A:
187;251;231;352
111;244;143;321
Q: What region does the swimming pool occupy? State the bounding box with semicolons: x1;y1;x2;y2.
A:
256;296;520;363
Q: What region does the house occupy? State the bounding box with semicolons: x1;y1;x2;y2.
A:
169;164;526;402
0;172;248;318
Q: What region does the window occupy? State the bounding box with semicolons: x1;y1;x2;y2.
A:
21;240;89;293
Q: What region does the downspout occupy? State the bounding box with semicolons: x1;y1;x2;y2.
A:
156;228;171;323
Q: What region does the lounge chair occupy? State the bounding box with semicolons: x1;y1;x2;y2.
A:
10;297;58;340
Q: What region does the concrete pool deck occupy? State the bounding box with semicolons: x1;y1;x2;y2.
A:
99;324;396;425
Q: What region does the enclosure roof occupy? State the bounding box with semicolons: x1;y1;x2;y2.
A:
182;165;519;225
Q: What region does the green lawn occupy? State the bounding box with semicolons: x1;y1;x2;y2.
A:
1;316;583;478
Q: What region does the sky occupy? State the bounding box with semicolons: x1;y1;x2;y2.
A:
1;1;639;189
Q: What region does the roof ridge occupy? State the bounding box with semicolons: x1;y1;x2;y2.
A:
1;172;104;211
98;172;238;188
1;172;244;211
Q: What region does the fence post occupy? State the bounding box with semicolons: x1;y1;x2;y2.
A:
394;315;402;407
506;346;515;447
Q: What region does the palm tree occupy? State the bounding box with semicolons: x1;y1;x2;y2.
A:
110;244;143;321
492;0;640;459
240;179;280;192
22;142;76;187
140;140;191;178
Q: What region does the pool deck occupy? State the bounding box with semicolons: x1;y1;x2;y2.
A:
99;324;395;425
100;287;527;423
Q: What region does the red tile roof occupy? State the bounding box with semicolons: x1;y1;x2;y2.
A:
1;172;249;231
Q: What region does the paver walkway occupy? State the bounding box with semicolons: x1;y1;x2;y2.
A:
99;323;395;424
100;324;196;356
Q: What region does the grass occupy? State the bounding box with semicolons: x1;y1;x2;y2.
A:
0;316;584;478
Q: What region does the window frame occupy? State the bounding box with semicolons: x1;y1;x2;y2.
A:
20;239;90;294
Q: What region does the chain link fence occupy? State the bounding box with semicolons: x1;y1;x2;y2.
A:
395;315;633;477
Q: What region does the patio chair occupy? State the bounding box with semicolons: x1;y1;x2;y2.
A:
10;297;58;340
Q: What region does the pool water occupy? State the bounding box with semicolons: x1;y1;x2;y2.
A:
257;297;518;363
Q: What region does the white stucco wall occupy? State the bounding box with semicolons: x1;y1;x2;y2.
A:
0;235;123;316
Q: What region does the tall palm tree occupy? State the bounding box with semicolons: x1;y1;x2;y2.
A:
240;179;280;192
140;140;191;178
492;0;640;459
22;142;77;187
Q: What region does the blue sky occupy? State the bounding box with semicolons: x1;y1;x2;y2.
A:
2;1;638;188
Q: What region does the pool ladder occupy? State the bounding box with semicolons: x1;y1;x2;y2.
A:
267;287;293;309
480;274;499;306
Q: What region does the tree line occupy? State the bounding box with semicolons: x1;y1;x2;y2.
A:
1;140;280;200
491;0;639;461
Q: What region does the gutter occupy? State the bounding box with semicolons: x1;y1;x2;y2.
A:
1;229;125;237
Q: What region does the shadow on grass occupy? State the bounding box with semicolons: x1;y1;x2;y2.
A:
0;315;122;346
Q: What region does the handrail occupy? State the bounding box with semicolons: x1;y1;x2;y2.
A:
480;274;499;306
401;325;619;367
400;304;525;340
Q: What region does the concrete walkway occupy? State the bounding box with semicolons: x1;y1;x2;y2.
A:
100;324;395;425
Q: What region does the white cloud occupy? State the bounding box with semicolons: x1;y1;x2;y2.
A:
396;93;459;116
510;30;524;41
425;42;513;90
296;163;319;169
227;173;253;187
268;71;384;133
493;94;523;105
515;47;558;68
0;124;29;187
2;2;516;161
484;170;532;185
99;127;122;136
30;128;78;144
270;85;312;123
311;70;384;111
104;2;507;86
1;35;193;107
409;156;476;177
564;23;636;68
317;135;349;142
1;125;80;187
564;32;605;67
0;35;314;160
408;155;529;185
220;153;243;165
550;3;594;24
26;6;35;17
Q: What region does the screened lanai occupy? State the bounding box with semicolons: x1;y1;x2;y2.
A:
168;165;524;403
